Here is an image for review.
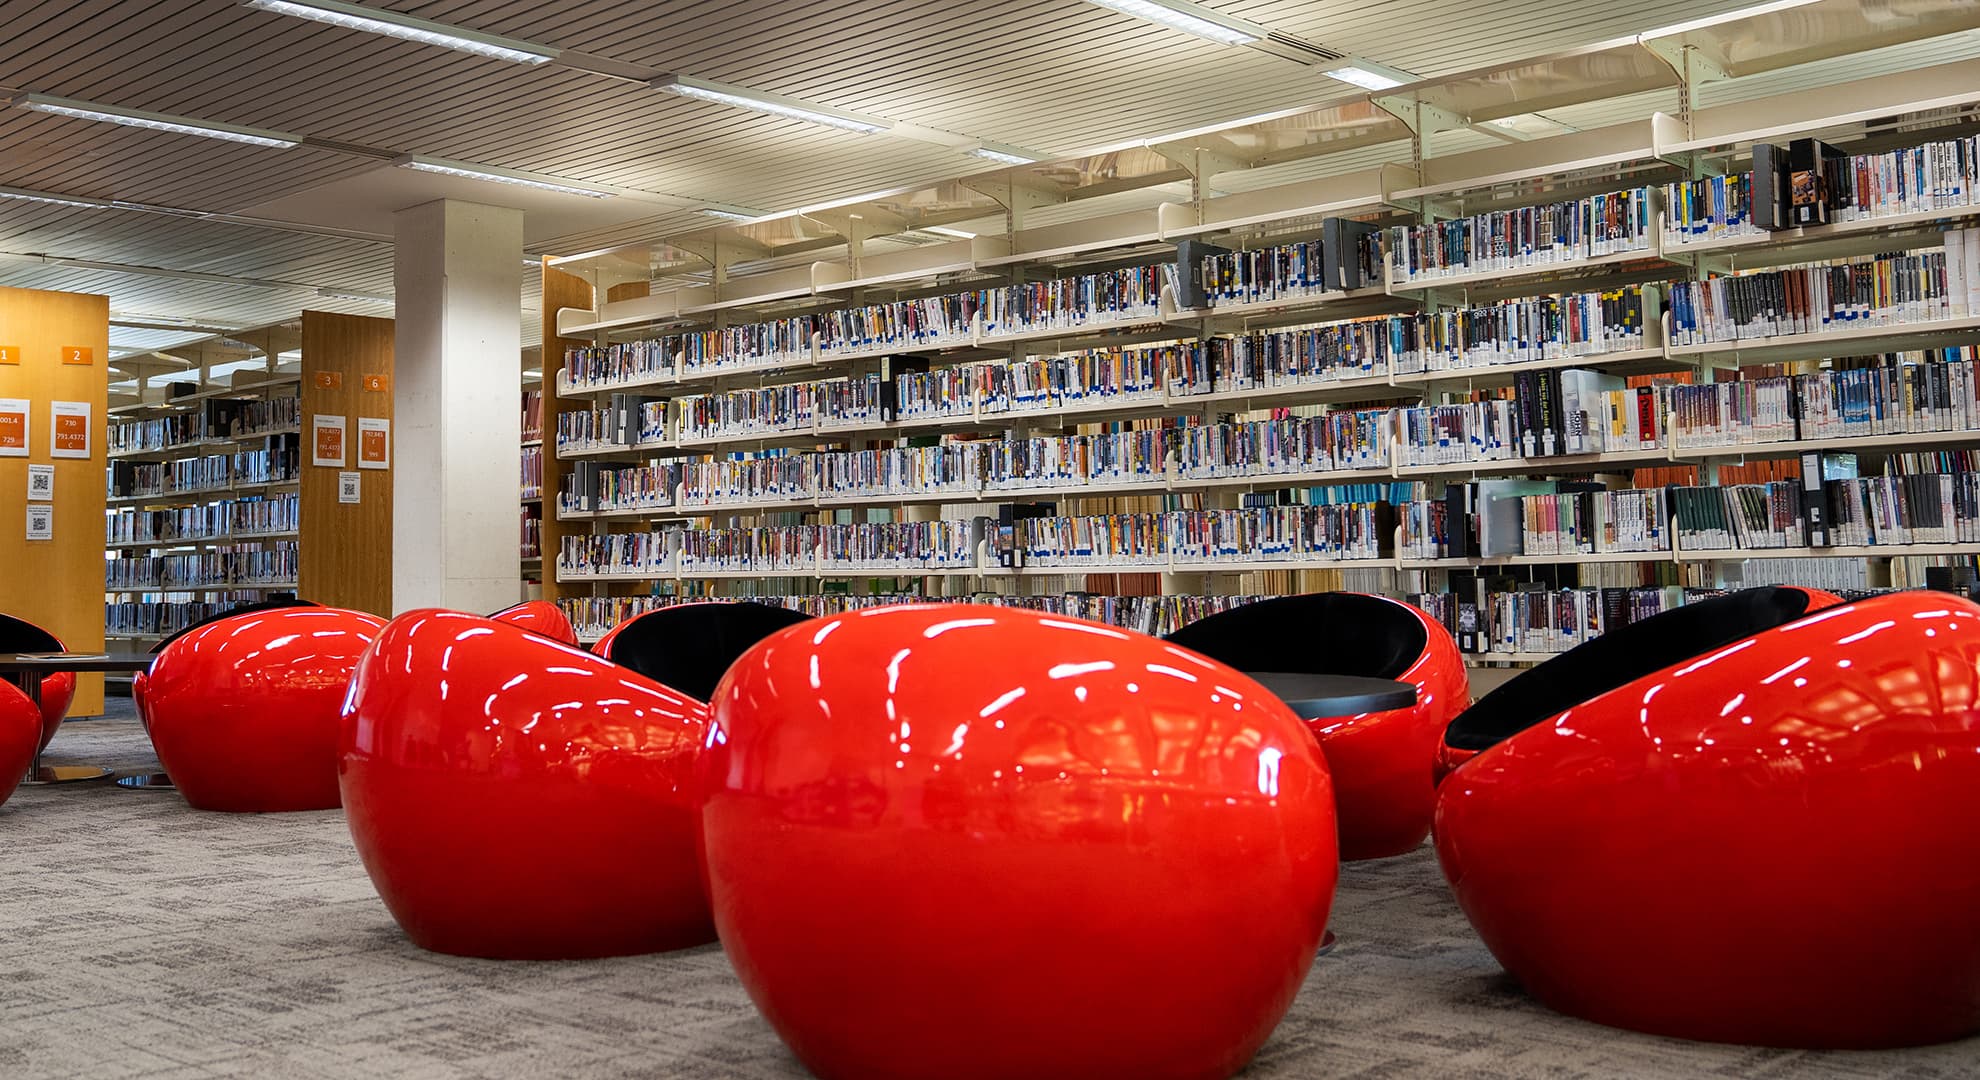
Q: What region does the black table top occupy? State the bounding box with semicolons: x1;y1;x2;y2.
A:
1246;672;1417;720
0;651;156;674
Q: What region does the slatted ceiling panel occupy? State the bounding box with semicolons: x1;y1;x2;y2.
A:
107;326;225;352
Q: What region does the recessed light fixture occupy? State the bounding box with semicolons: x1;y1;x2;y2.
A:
921;226;978;240
0;187;105;210
653;74;894;135
1077;0;1266;46
965;142;1042;166
11;92;301;148
396;156;615;199
1487;113;1578;138
242;0;559;64
1322;58;1419;91
698;206;766;222
318;286;391;302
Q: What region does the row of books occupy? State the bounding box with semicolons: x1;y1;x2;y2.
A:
559;461;676;515
1753;134;1980;229
1384;187;1654;283
897;348;1168;421
105;493;299;545
551;592;1274;643
1668;249;1960;345
108;397;300;454
1400;486;1670;559
522;389;544;443
106;595;298;638
520;510;541;561
104;545;299;589
1663;133;1980;245
1409;586;1729;654
559;266;1169;392
521;446;543;501
552;286;1652;458
106;439;298;499
677;521;982;574
1015;506;1393;567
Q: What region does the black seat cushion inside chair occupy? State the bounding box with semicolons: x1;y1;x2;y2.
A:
0;613;62;653
1444;586;1822;754
603;602;814;701
1163;593;1426;681
150;598;322;654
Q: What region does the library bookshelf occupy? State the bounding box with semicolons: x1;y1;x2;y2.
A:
103;326;305;661
537;7;1980;657
103;312;398;661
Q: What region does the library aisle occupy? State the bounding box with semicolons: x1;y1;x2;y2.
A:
2;1;1978;1077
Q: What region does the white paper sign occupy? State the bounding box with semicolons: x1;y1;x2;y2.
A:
357;416;390;470
312;414;347;468
0;397;26;458
50;400;90;459
338;470;361;504
27;464;53;501
26;503;52;541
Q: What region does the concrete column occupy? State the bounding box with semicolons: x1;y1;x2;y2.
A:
392;199;523;614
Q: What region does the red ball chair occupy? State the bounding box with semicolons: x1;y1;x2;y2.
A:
1433;587;1980;1049
133;598;323;728
1165;592;1469;860
595;600;812;701
142;605;384;812
0;679;41;807
699;604;1338;1080
341;610;713;959
1431;585;1839;783
488;600;577;645
0;612;76;752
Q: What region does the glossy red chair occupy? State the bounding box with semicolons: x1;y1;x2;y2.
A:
133;598;323;728
1165;592;1469;860
1433;587;1980;1049
0;680;40;807
488;600;577;645
699;604;1338;1080
142;605;384;812
341;610;713;960
595;600;812;701
1432;585;1839;783
0;612;76;752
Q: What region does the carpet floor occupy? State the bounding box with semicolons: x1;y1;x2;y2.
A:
3;705;1974;1080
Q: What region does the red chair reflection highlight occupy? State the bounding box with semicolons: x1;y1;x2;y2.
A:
0;680;40;806
595;600;812;701
341;611;713;959
133;598;323;728
142;606;385;812
488;600;577;645
1166;592;1469;860
699;604;1338;1080
0;613;76;752
1434;587;1979;1048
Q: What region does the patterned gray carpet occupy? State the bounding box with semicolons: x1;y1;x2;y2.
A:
4;705;1974;1079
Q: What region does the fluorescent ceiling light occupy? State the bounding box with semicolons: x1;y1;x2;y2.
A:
522;368;542;378
0;188;103;210
243;0;559;64
921;225;978;240
11;92;301;148
397;156;614;199
318;287;390;302
966;142;1042;166
1323;59;1418;91
1078;0;1265;45
653;74;894;134
698;206;765;222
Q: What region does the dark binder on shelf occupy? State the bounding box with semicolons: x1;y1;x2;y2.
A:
1751;143;1792;231
1798;450;1829;546
1321;218;1380;291
1172;240;1229;310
